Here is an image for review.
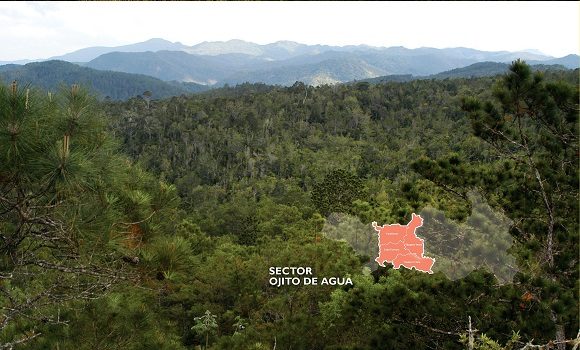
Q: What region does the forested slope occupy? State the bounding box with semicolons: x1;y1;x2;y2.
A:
1;63;578;350
0;60;208;100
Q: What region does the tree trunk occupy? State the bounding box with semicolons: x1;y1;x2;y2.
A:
551;310;566;350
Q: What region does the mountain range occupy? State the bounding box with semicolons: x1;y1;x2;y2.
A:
0;38;577;97
77;39;578;86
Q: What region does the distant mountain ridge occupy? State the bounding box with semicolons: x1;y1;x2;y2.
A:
528;54;579;69
1;38;577;90
49;38;191;63
85;50;234;84
358;61;573;84
80;45;576;86
186;39;376;60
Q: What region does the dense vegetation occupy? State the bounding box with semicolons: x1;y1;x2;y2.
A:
1;62;578;349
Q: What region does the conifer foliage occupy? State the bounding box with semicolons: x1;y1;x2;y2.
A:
0;82;176;348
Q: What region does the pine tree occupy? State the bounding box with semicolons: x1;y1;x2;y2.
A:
0;82;175;347
462;60;578;348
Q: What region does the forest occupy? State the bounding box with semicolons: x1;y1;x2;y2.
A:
0;61;578;349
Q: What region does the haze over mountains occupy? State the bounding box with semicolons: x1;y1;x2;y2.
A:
1;38;577;98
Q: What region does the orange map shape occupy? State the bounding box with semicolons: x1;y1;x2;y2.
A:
372;213;435;274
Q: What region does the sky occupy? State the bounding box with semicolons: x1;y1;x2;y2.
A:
0;1;578;61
